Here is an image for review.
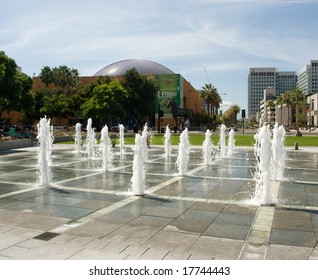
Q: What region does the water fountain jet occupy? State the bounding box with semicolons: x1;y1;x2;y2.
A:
254;125;272;205
227;128;235;156
85;118;96;159
164;125;171;158
130;134;145;195
272;122;286;181
74;123;82;156
100;125;113;171
202;129;213;165
37;117;54;186
176;128;190;175
119;124;125;154
219;124;226;158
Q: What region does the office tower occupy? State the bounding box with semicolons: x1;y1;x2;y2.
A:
297;60;318;96
248;68;297;118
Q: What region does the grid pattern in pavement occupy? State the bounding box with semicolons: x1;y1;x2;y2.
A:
0;144;317;260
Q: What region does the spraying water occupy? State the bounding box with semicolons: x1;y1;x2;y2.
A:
130;134;145;195
119;124;125;154
164;125;171;157
100;125;113;171
86;118;96;159
202;129;213;165
227;128;235;156
141;123;149;161
219;124;226;158
254;125;272;205
74;123;82;155
272;122;286;181
37;117;54;186
176;128;190;175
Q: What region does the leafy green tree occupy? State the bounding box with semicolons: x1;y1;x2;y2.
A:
121;68;158;125
81;80;127;125
0;51;34;119
36;65;82;122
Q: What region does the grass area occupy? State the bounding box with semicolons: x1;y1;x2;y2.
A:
59;132;318;147
123;133;318;147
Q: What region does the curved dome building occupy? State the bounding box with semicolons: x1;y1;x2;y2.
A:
32;59;201;130
94;59;175;76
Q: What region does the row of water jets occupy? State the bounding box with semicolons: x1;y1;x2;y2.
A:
37;117;285;205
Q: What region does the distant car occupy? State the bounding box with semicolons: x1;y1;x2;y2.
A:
229;124;238;132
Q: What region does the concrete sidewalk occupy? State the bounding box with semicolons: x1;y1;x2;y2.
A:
0;144;317;260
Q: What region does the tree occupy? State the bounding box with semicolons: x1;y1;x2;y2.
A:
275;94;285;125
290;88;305;136
281;91;293;128
81;79;127;126
51;66;80;94
0;51;34;119
39;66;53;87
36;65;82;123
121;68;158;126
222;104;240;126
200;83;222;115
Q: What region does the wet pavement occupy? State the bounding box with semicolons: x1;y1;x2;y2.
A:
0;144;318;260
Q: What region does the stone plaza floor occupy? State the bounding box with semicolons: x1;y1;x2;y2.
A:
0;143;318;260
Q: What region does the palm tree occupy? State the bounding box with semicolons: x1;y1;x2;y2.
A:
290;88;305;136
201;84;222;115
222;104;240;126
230;104;241;124
275;94;285;125
281;91;293;128
39;66;53;87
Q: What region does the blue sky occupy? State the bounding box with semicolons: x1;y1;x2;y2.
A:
1;0;318;113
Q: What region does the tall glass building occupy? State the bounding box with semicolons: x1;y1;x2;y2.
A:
297;60;318;96
248;68;297;118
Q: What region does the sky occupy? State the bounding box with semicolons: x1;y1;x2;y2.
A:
1;0;318;115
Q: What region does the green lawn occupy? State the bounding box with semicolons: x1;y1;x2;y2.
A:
60;132;318;147
123;133;318;147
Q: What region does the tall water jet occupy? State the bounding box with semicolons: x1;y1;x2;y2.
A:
254;125;272;205
202;129;213;165
86;118;96;159
100;125;113;171
119;124;125;154
141;123;149;161
219;124;226;158
74;123;82;155
37;117;54;186
130;134;145;195
176;128;190;175
164;125;171;157
272;122;286;181
227;128;235;156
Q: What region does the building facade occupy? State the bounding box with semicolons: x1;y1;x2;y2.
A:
307;93;318;127
297;60;318;127
32;59;201;130
297;60;318;96
248;68;297;118
260;87;276;125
